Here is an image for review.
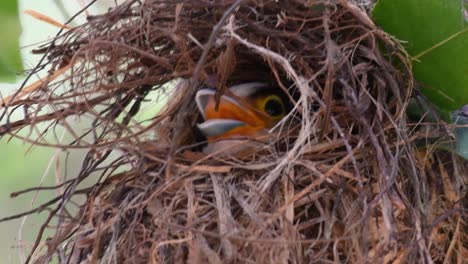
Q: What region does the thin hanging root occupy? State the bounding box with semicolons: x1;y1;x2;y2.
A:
1;63;73;107
24;9;74;30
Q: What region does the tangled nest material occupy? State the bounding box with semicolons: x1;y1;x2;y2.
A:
0;0;466;263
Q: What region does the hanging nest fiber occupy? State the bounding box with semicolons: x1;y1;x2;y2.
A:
1;0;466;263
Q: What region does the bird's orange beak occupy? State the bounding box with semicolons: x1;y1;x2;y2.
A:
196;83;281;141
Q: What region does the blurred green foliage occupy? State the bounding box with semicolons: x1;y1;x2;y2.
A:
0;138;56;262
373;0;468;159
0;0;23;82
373;0;468;113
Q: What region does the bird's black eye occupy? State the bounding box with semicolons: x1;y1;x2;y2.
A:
263;95;285;117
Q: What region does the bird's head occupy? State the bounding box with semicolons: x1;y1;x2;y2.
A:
196;82;288;142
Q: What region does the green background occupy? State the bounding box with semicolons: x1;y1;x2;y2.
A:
373;0;468;112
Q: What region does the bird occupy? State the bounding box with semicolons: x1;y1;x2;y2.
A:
195;82;288;154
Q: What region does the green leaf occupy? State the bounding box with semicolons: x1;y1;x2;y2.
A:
0;0;23;82
372;0;468;112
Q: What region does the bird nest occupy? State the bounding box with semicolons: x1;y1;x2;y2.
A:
1;0;466;263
